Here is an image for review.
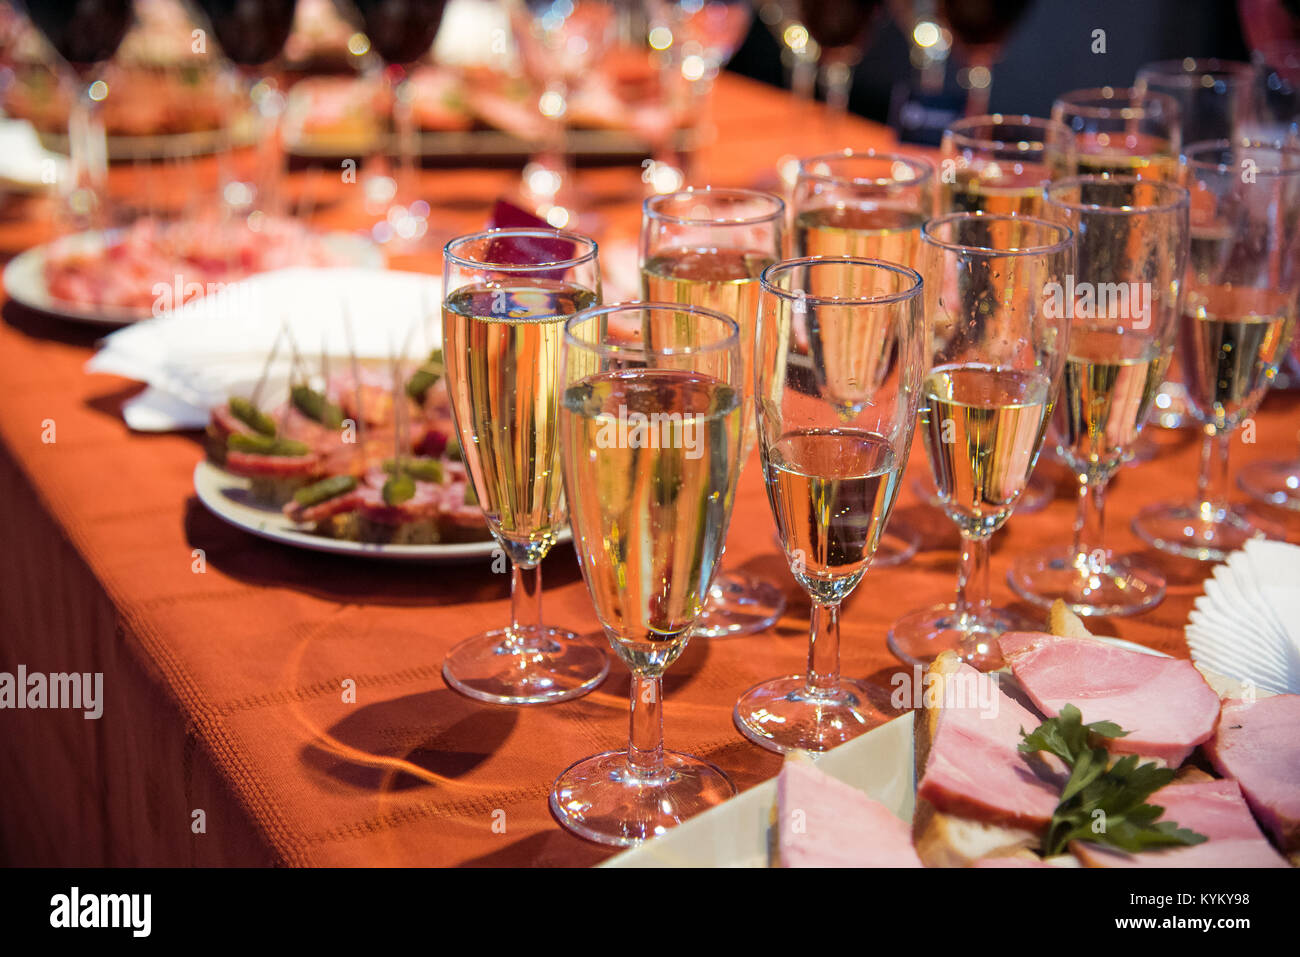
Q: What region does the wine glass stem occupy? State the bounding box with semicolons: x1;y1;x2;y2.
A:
1072;474;1108;571
391;69;417;209
508;560;543;649
822;61;854;117
805;599;841;694
955;532;991;621
1196;426;1233;520
627;674;665;779
66;81;107;232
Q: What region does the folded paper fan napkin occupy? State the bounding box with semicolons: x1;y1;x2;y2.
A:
1186;539;1300;696
85;268;442;432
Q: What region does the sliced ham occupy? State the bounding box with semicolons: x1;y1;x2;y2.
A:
998;632;1221;767
1072;780;1289;868
916;658;1065;831
1204;695;1300;858
775;755;921;867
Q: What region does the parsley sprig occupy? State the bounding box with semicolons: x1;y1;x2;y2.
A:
1019;704;1207;857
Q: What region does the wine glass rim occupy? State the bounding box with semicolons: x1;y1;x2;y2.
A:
1052;86;1179;120
759;256;923;306
944;114;1073;153
1045;175;1191;215
443;227;599;271
563;300;740;357
796;149;935;187
1181;138;1300;176
642;187;785;226
1135;57;1256;86
921;212;1074;256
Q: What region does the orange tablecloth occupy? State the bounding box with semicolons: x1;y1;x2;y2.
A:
1;74;1297;867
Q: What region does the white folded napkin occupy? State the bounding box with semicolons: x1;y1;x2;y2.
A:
86;267;442;431
0;117;67;188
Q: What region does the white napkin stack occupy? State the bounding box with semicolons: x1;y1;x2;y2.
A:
1187;538;1300;695
85;267;442;431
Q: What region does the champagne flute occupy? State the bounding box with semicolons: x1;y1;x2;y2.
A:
1135;59;1260;146
21;0;133;233
733;258;924;753
551;302;744;845
507;0;615;227
793;148;933;565
1133;59;1260;432
888;213;1072;671
939;114;1075;217
190;0;298;222
1053;86;1182;181
347;0;449;245
441;228;610;704
935;0;1032;118
793;149;934;262
938;114;1075;512
641;187;786;636
1009;177;1189;616
1133;140;1300;561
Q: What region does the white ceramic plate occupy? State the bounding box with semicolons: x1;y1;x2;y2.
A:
4;230;383;326
193;460;570;564
602;636;1190;868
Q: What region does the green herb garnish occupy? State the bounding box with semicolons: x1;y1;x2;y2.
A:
292;475;358;507
228;397;276;436
382;473;416;506
227;433;311;457
1019;704;1208;857
443;435;462;461
290;384;344;428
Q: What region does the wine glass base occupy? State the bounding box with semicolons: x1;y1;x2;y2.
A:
870;523;921;569
733;675;885;754
887;603;1039;670
1131;502;1265;563
694;570;786;638
1237;460;1300;513
549;749;735;847
1007;546;1165;617
442;626;609;705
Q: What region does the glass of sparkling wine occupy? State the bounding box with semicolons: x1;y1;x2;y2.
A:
441;228;610;704
936;114;1075;514
792;148;933;566
641;187;786;637
732;258;925;753
888;213;1073;671
1052;86;1181;181
1134;140;1300;561
939;114;1075;218
1009;177;1189;616
551;302;744;845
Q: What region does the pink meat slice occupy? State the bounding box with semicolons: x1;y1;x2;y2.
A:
776;758;922;867
1072;780;1288;868
998;632;1221;767
1204;695;1300;855
917;661;1066;830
